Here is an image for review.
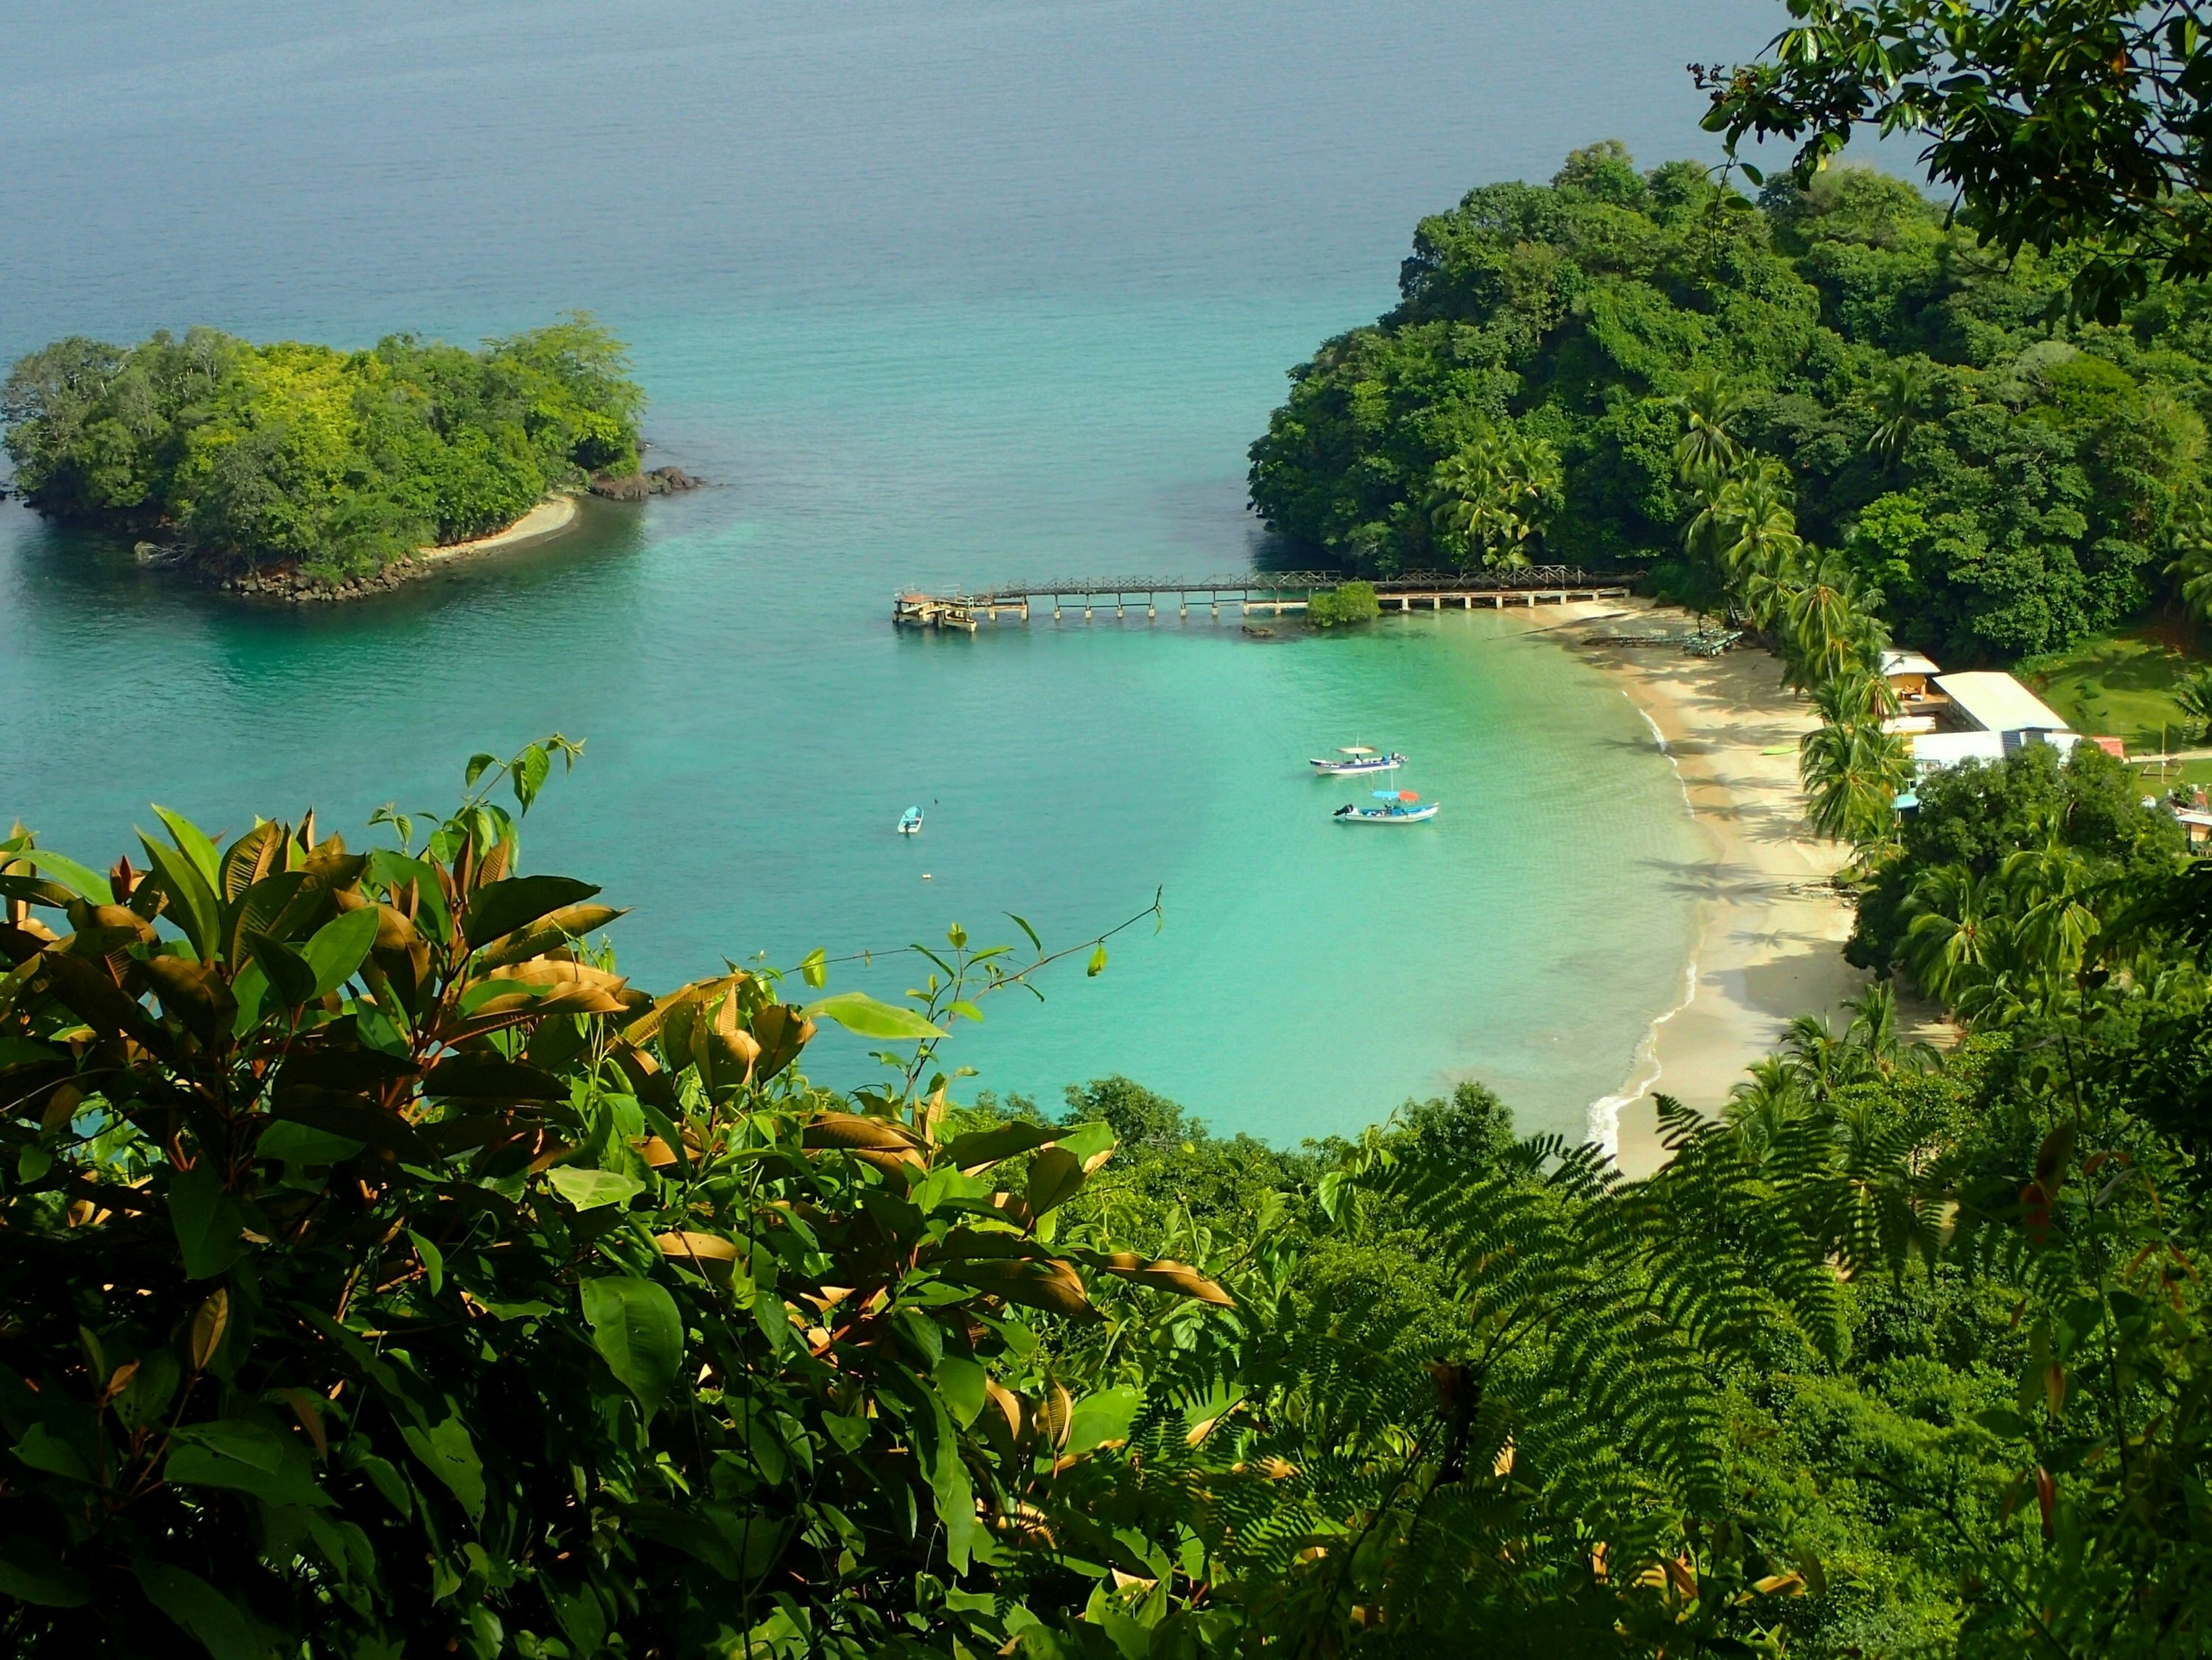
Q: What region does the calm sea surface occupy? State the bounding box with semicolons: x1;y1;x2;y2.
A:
0;0;1771;1141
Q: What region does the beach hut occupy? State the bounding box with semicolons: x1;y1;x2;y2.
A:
2176;808;2212;849
1880;649;1944;712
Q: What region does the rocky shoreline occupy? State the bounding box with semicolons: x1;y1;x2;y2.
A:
588;465;700;502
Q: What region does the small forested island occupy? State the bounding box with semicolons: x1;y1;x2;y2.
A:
0;314;683;599
1251;141;2212;663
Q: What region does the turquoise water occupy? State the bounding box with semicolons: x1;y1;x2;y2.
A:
0;1;1760;1140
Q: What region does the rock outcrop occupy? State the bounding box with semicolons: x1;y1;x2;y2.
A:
589;466;702;501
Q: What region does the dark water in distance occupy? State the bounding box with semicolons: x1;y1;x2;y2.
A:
0;0;1774;1140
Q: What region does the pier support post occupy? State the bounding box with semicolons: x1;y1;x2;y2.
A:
1210;599;1218;618
1084;605;1092;621
1148;600;1157;620
1179;599;1187;619
1053;603;1062;621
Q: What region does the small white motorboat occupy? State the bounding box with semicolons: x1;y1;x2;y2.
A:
1335;789;1438;825
897;806;924;835
1309;745;1406;776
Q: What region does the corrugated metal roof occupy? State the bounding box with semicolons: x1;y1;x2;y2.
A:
1933;671;2073;734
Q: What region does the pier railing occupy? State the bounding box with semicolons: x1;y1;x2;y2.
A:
893;566;1643;631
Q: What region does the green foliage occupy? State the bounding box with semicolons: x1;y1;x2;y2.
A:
1304;580;1381;628
0;752;1225;1660
1699;0;2212;322
2;316;643;579
1249;145;2212;661
1849;740;2187;980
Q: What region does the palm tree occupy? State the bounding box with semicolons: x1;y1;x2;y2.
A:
2170;517;2212;623
2000;840;2100;986
1725;1056;1806;1161
1799;717;1912;848
1865;358;1931;467
1900;865;2006;1006
1785;549;1887;691
1840;981;1936;1078
2176;667;2212;744
1673;368;1744;487
1426;447;1502;568
1426;427;1561;569
1716;474;1804;619
1809;669;1899;730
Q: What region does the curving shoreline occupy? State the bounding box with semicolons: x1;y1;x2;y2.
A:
415;492;579;562
221;493;586;602
1500;598;1869;1174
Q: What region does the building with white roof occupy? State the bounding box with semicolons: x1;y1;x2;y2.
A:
1934;671;2073;736
1906;671;2080;775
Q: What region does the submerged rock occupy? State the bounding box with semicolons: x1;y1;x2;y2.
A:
589;466;702;501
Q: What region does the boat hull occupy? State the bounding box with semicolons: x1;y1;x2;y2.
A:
1309;753;1406;775
1333;804;1438;824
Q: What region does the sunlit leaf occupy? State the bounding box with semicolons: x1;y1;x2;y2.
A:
804;990;944;1041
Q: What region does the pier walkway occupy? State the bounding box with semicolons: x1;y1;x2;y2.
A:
892;568;1638;631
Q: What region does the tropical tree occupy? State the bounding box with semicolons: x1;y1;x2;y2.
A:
2178;665;2212;742
1785;548;1889;691
1673;366;1744;486
1426;425;1562;569
1865;357;1932;466
1801;714;1913;849
1699;0;2212;319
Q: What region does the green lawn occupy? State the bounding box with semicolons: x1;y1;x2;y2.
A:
2021;632;2205;755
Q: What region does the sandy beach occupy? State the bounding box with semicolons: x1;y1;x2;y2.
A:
417;493;579;562
1509;598;1869;1174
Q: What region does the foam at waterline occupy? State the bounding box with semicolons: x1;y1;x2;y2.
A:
1584;689;1705;1160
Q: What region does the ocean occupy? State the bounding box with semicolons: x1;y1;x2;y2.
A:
0;0;1774;1141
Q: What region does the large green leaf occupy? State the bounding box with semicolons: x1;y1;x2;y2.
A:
547;1167;645;1211
941;1119;1060;1171
0;1533;89;1607
803;991;944;1041
14;850;109;903
137;835;220;963
580;1277;683;1417
463;875;602;949
1065;1386;1141;1455
150;804;224;890
165;1420;329;1508
244;935;316;1010
168;1163;249;1281
301;905;380;997
398;1412;485;1522
138;1560;279;1660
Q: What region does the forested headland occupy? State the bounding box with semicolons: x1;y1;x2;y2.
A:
1249;143;2212;664
1;316;643;587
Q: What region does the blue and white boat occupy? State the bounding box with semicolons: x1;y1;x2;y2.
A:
1309;745;1406;776
1335;789;1438;825
897;806;925;835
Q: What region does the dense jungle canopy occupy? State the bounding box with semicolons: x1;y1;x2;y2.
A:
1;316;642;579
1248;142;2212;663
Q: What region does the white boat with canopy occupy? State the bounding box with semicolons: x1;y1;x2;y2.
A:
1309;745;1406;776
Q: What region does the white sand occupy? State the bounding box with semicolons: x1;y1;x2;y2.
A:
417;494;579;561
1509;599;1869;1174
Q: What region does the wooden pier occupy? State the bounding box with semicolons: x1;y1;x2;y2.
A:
892;568;1638;632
